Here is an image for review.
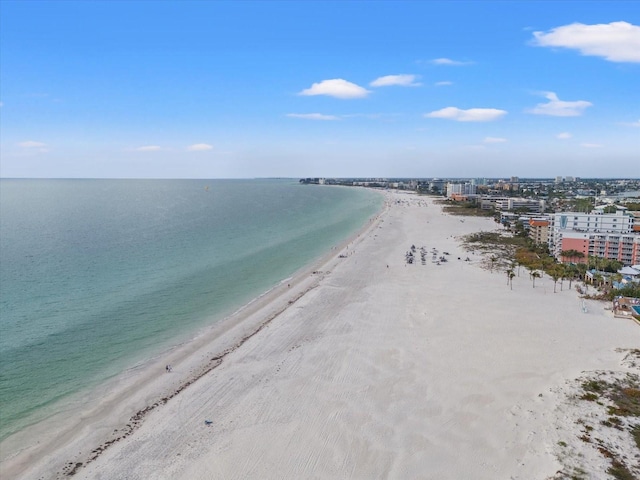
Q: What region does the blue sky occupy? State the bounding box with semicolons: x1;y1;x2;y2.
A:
1;1;638;178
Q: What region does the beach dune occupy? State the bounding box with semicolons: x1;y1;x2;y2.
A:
3;191;639;479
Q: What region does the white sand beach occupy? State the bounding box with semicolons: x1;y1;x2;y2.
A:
3;191;639;480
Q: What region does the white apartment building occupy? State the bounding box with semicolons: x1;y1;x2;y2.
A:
480;196;545;212
446;182;477;198
550;209;634;234
548;209;640;265
494;198;546;213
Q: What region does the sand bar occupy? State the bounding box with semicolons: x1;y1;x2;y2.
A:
3;191;639;479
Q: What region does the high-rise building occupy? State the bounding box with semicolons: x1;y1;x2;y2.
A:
446;182;477;198
548;208;640;265
428;179;446;194
529;218;550;244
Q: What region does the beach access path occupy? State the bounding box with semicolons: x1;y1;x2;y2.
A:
6;191;640;480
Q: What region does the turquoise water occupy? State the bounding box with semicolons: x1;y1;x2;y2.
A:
633;305;640;315
0;179;382;440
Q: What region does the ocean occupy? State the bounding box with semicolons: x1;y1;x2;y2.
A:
0;179;382;441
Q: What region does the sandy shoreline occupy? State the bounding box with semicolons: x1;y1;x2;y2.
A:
0;188;387;479
3;191;639;479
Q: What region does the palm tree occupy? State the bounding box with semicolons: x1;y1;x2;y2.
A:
514;259;522;276
505;268;513;285
532;271;541;288
557;264;569;291
565;264;578;289
592;273;604;288
561;249;578;264
588;255;601;271
490;255;497;273
549;267;561;293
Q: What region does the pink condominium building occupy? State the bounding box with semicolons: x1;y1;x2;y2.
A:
549;208;640;266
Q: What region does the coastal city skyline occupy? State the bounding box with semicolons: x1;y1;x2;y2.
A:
1;1;639;178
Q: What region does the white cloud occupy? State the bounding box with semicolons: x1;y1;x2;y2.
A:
299;79;370;99
434;81;453;86
186;143;213;151
532;21;640;63
528;92;592;117
370;74;421;87
17;140;48;154
581;143;603;148
424;107;507;122
431;58;473;66
286;113;340;121
18;141;47;148
135;145;162;152
620;119;640;127
556;132;572;139
484;137;507;143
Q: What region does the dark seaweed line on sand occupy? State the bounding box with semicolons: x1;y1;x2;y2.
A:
56;279;322;479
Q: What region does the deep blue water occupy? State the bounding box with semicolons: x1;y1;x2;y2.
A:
0;179;382;440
